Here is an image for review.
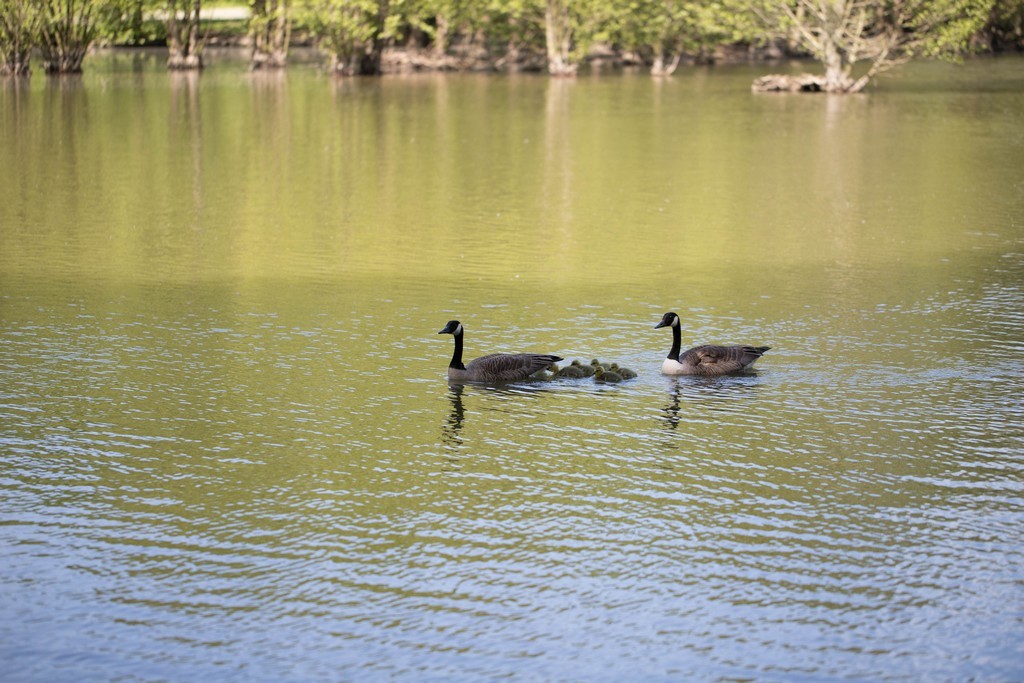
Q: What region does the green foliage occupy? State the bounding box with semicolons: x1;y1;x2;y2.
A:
117;18;168;45
10;0;1012;76
304;0;377;55
562;0;613;62
470;0;544;55
604;0;754;65
107;0;168;45
911;0;995;59
301;0;391;73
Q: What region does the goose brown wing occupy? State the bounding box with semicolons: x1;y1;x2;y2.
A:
682;345;768;376
466;353;563;382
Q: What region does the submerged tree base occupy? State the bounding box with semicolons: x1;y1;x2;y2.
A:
251;51;288;70
1;60;32;76
43;61;86;75
752;73;826;93
167;54;203;70
547;64;578;77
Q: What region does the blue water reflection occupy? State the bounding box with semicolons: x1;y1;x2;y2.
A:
2;54;1023;682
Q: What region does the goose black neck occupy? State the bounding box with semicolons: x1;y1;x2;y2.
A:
667;323;681;361
450;329;466;370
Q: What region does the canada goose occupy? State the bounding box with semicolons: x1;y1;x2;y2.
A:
594;366;623;383
654;311;770;376
438;320;563;383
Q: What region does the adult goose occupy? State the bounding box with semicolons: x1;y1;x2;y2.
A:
654;311;770;376
438;320;563;383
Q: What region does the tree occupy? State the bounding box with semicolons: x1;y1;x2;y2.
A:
0;0;38;75
304;0;393;74
37;0;105;73
250;0;291;68
751;0;995;93
542;0;607;75
473;0;546;71
166;0;203;69
543;0;572;74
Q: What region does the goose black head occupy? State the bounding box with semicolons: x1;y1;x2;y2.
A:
654;312;679;329
438;320;463;335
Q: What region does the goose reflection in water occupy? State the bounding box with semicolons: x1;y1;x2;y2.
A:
441;383;466;450
440;381;554;456
660;375;762;430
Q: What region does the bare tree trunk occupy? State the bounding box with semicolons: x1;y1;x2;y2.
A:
167;0;204;70
651;52;664;75
544;0;576;76
359;0;388;75
650;44;680;76
250;0;290;69
823;41;854;92
433;13;448;58
0;51;31;76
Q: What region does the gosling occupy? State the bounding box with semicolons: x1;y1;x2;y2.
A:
594;366;623;383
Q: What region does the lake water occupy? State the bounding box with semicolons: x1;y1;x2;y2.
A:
2;50;1023;681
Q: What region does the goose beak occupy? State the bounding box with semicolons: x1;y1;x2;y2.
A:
654;320;667;329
